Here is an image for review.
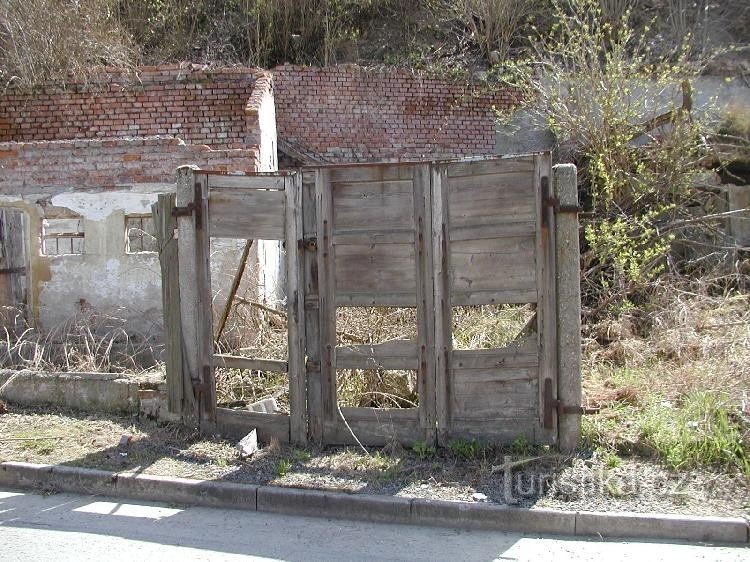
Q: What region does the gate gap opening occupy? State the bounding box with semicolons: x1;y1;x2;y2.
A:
336;369;419;408
211;237;289;412
451;304;537;350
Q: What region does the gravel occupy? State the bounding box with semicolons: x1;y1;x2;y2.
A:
1;404;748;520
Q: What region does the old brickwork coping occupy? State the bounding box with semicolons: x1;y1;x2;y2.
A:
273;64;521;163
0;65;263;148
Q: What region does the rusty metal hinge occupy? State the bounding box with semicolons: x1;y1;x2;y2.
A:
0;266;26;275
541;175;582;224
298;236;317;252
543;378;597;429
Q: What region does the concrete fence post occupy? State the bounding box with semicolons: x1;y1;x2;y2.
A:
553;164;582;452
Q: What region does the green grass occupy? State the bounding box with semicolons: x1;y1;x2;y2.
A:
276;458;292;477
640;391;749;475
448;438;483;460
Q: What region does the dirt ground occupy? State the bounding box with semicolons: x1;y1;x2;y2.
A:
1;403;747;520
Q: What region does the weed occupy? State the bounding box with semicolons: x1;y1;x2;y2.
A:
449;438;483;460
292;448;311;463
276;458;292;477
510;435;532;457
412;440;436;459
19;438;55;456
640;391;749;475
603;452;621;469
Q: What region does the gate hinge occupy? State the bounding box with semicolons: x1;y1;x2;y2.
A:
192;381;210;396
544;195;581;215
0;266;26;275
543;378;598;429
298;236;317;252
172;202;198;218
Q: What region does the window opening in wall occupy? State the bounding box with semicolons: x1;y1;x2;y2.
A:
42;217;84;256
125;215;157;253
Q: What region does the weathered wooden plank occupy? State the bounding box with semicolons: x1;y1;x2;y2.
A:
332;180;415;232
195;172;216;425
414;163;437;444
335;339;419;370
213;354;288;372
332;230;414;245
451;339;539;369
445;157;534;178
286;173;307;444
207;174;286;190
334;243;416;295
323;408;422;446
450;366;539;384
302;170;323;443
209;188;286;240
431;163;451;445
444;420;537;445
216;407;290;443
449;222;536;242
536;153;557;443
450;245;536;294
315;169;337;424
152;193;183;414
450;289;538;306
328;164;416;183
448;185;536;228
333;293;418;307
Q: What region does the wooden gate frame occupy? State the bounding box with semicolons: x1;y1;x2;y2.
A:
155;156;582;451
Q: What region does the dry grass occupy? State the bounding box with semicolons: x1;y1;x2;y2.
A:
0;307;159;374
581;280;750;474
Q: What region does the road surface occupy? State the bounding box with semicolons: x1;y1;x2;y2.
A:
0;487;746;561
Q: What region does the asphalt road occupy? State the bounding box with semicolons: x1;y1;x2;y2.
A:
0;487;747;561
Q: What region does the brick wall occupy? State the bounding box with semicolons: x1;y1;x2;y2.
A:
0;66;261;148
273;64;519;162
0;137;258;193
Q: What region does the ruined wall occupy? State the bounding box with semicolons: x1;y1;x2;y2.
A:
0;66;261;147
0;136;262;334
273;64;519;163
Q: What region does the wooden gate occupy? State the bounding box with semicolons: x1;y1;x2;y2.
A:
157;154;582;449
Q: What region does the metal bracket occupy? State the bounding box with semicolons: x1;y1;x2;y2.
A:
543;378;597;429
541;175;581;223
298;236;317;252
172;181;204;229
0;266;26;275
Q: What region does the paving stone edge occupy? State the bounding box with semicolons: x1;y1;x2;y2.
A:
1;461;747;544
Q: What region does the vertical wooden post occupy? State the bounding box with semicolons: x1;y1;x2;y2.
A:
414;163;437;445
286;172;307;444
431;164;451;446
315;169;336;439
553;163;582;452
302;171;323;443
152;193;183;414
536;153;557;444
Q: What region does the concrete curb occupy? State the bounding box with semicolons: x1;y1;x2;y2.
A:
1;461;747;544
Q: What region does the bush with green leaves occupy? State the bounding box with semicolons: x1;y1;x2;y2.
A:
495;0;729;312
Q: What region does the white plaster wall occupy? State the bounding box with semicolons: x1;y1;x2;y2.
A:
41;188;166;336
255;80;287;307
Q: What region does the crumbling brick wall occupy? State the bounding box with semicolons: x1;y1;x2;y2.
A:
0;66;261;147
273;64;520;162
0;138;258;194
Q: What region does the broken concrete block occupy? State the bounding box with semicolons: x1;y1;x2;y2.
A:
247;397;278;414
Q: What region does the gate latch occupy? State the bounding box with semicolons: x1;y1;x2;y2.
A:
298;236;317;252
